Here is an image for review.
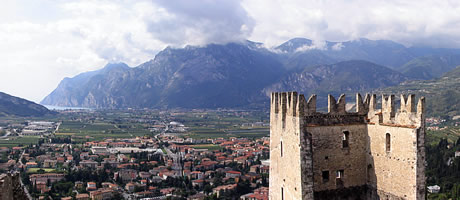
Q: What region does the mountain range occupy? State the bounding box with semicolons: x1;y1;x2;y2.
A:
41;38;460;113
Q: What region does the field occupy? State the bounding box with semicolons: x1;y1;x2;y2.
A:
173;110;269;139
0;136;41;147
27;168;59;174
56;121;152;142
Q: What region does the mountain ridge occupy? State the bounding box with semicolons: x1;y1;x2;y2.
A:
41;37;460;110
0;92;54;117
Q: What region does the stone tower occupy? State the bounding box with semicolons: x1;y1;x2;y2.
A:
269;92;425;200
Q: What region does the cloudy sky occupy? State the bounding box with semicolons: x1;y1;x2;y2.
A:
1;0;460;103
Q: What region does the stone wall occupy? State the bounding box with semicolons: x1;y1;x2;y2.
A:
366;124;419;199
308;124;367;191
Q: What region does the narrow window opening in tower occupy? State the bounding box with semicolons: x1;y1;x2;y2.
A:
280;141;283;157
336;170;344;178
342;131;349;148
281;187;284;200
336;170;345;188
322;170;329;182
386;133;391;152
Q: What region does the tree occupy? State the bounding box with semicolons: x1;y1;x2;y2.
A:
452;184;460;200
203;184;212;194
204;194;218;200
436;193;448;200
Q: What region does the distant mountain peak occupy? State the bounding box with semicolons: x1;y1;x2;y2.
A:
100;62;130;72
276;38;313;53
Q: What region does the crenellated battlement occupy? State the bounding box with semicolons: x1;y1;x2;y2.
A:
271;92;300;117
328;94;347;114
356;93;370;114
270;92;425;127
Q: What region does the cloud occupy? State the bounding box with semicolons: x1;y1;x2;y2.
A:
331;43;344;51
242;0;460;48
0;0;165;102
2;0;460;103
295;40;328;52
146;0;255;46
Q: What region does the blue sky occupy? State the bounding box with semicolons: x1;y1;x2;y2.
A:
1;0;460;102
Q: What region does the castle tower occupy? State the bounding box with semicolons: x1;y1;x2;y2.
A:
269;92;314;200
269;92;425;200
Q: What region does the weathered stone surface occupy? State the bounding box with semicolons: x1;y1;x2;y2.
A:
270;92;425;200
0;173;29;200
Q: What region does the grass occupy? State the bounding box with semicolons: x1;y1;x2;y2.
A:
27;168;58;174
56;121;152;142
0;136;41;147
55;132;74;136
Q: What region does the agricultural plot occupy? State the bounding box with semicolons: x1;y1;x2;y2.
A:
27;168;60;174
0;136;41;147
175;110;269;139
56;121;152;142
427;127;460;146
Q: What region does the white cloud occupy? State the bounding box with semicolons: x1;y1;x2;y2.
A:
0;0;164;102
1;0;460;102
242;0;460;48
146;0;254;46
295;40;328;52
331;43;344;51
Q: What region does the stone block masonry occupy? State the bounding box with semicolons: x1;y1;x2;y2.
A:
269;92;425;200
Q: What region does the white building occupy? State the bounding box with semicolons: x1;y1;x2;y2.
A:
427;185;440;193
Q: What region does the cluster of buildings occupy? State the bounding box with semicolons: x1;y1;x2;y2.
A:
21;121;58;136
13;130;271;199
1;121;58;136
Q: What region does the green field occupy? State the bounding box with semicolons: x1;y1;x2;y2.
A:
27;168;59;174
57;121;152;142
0;136;41;147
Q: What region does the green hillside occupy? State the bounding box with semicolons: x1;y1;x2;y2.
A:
378;66;460;118
0;92;54;117
399;54;460;80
